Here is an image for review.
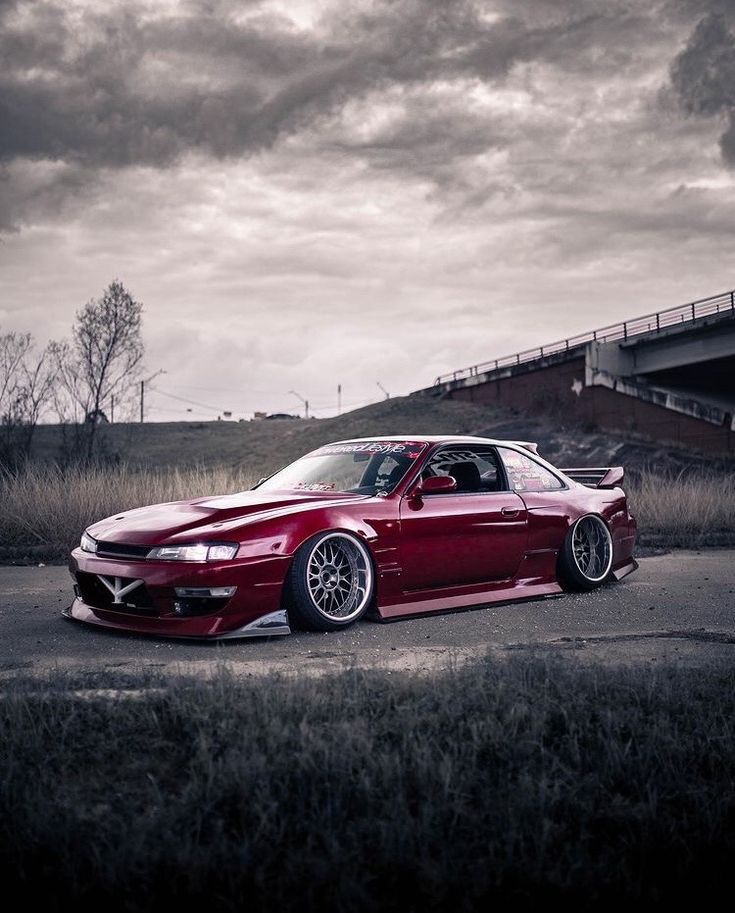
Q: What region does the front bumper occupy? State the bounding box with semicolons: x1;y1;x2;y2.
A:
63;599;290;639
66;547;292;640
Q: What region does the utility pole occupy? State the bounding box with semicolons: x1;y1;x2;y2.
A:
140;369;167;423
337;384;342;415
377;381;390;400
289;389;309;419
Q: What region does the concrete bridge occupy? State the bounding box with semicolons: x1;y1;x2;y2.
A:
415;289;735;456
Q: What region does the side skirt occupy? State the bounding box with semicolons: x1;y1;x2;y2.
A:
377;579;563;621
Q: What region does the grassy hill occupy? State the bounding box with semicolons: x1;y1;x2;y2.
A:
6;398;533;560
3;395;734;560
26;394;734;478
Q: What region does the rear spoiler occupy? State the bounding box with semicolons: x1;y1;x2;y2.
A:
514;441;539;455
561;467;625;488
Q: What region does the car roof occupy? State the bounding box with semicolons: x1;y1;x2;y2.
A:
327;435;537;451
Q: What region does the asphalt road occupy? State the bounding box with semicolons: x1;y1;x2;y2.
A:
0;551;733;678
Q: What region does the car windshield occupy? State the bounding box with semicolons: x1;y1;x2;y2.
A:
257;441;427;495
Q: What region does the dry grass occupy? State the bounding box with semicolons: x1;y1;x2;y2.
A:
0;463;256;554
627;471;735;547
0;658;733;911
0;464;732;557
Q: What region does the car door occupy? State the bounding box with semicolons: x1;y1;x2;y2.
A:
495;444;571;552
398;445;528;591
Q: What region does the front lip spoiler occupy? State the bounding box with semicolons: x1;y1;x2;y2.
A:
214;610;291;639
62;601;291;640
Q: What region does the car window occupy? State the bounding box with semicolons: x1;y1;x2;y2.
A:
257;441;427;495
497;446;564;492
422;447;504;493
371;453;414;493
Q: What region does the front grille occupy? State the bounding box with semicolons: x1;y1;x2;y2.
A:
76;572;157;615
95;541;151;560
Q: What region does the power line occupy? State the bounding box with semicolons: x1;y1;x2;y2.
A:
149;385;300;411
146;384;403;420
158;382;405;408
160;382;280;396
147;404;215;417
147;387;225;412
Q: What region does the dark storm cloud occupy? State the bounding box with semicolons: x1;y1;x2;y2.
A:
671;11;735;165
0;1;457;166
4;1;735;418
0;0;661;173
0;0;729;238
0;2;288;166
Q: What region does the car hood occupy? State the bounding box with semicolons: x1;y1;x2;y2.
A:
87;490;368;547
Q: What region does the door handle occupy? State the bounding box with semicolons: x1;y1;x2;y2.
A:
501;507;520;518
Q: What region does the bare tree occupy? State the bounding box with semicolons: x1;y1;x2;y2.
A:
0;331;32;417
16;343;58;453
0;333;57;465
1;283;144;465
49;340;88;426
70;280;144;458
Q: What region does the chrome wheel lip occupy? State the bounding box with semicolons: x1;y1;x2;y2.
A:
571;515;613;583
305;533;372;623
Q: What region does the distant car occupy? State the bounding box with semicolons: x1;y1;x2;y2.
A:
65;436;637;639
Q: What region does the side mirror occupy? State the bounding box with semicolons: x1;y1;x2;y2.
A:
415;475;457;495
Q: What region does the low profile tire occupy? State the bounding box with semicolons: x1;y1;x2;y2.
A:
287;532;374;632
559;514;614;591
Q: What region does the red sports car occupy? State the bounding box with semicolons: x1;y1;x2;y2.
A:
65;436;638;639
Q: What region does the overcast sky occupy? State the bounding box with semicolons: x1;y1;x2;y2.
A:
1;0;734;421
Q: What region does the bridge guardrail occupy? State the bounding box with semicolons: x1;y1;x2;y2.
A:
434;288;735;385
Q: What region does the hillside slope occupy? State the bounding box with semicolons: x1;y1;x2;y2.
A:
28;395;732;476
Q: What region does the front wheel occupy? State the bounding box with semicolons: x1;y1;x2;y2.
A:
287;532;374;631
559;514;614;591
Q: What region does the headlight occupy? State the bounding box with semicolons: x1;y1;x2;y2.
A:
146;543;239;562
80;531;98;553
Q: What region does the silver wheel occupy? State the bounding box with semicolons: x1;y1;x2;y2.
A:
305;533;373;622
571;515;613;583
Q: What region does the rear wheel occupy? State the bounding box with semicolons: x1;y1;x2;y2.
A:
287;532;374;631
559;514;613;591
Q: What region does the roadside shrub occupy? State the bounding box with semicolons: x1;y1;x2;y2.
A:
0;464;732;554
0;463;255;552
627;470;735;546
